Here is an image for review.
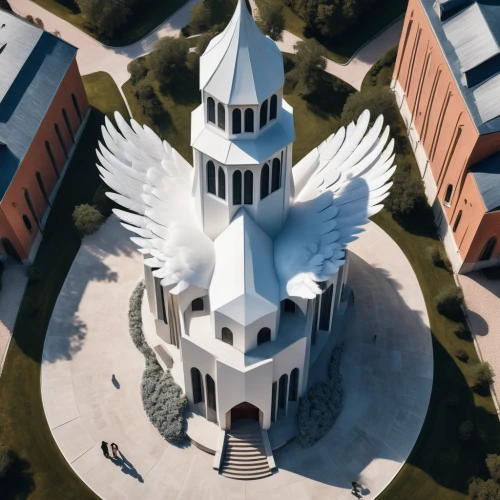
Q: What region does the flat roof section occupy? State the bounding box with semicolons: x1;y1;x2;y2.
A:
470;151;500;212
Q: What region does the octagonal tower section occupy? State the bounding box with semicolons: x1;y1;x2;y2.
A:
190;0;295;241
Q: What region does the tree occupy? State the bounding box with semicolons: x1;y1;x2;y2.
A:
469;478;500;500
289;40;327;95
196;32;216;56
256;0;284;41
128;58;148;85
76;0;131;38
133;80;162;116
187;52;200;73
384;175;427;217
72;204;104;235
486;454;500;482
341;87;399;126
189;1;211;34
435;284;464;320
470;362;495;389
149;37;189;85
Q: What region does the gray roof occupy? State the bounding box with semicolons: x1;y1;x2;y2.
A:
470;152;500;211
0;11;77;200
421;0;500;134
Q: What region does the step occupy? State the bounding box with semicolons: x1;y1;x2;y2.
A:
223;461;269;471
223;454;267;462
227;435;262;442
226;448;264;456
227;441;264;448
222;471;272;480
228;432;261;438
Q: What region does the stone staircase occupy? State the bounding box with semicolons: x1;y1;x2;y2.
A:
221;420;272;480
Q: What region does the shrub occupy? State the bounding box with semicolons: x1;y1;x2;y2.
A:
0;443;12;479
132;80;163;116
149;37;189;86
256;0;285;41
456;348;469;363
381;45;398;67
469;477;500;500
188;1;211;34
35;17;44;29
297;344;343;447
458;420;474;442
486;454;500;482
455;323;472;342
26;265;42;284
471;362;494;389
25;14;34;24
384;175;427;217
128;58;148;85
129;281;187;442
186;51;200;73
196;32;215;56
429;246;452;272
93;182;114;218
436;285;464;320
72;204;104;235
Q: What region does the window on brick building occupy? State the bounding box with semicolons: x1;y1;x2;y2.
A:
444;184;453;206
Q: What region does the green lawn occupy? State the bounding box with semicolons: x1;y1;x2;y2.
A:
0;110;103;500
83;72;130;120
31;0;188;46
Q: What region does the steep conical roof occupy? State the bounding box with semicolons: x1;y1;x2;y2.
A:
199;0;284;105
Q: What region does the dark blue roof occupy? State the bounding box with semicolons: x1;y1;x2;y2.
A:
0;12;77;200
470;152;500;212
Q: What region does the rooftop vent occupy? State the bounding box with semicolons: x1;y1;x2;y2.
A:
434;0;473;20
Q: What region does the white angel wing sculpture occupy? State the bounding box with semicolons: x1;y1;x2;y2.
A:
274;110;396;299
96;112;215;294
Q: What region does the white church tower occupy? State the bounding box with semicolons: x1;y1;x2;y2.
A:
190;0;295;239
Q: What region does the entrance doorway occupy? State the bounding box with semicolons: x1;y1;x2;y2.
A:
231;402;259;421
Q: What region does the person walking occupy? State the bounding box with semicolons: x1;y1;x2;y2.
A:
110;443;119;458
101;441;109;458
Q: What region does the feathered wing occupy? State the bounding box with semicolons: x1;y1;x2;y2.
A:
275;110;396;299
97;112;215;293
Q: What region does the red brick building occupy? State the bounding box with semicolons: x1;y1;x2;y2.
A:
392;0;500;273
0;10;89;262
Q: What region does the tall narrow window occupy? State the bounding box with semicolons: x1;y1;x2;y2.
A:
191;298;204;311
479;237;497;261
244;170;253;205
232;108;241;134
257;327;271;345
217;103;225;131
218;167;226;200
271;158;281;192
36;172;51;207
283;299;295;313
245;108;254;132
260;100;268;129
206;375;216;411
207;161;216;194
453;210;462;233
45;141;59;179
62;108;74;143
271;381;277;422
289;368;299;402
233;170;242;205
270;94;277;120
222;327;233;345
278;374;288;410
444;184;453;205
311;296;319;345
22;215;32;232
319;284;334;331
24;189;42;234
260;163;269;199
72;93;82;122
55;123;67;159
207;97;215;123
191;368;204;404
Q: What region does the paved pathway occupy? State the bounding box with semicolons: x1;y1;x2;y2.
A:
41;216;432;499
11;0;402;93
458;272;500;412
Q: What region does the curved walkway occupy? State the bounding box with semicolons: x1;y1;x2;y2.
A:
41;216;432;499
10;0;402;92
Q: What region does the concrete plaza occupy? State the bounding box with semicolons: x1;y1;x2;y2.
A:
41;216;432;499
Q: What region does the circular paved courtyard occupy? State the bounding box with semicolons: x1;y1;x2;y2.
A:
41;216;432;499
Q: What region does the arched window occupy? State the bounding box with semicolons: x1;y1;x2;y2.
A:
1;238;21;262
270;94;278;120
283;299;296;313
257;327;271;345
191;368;204;404
289;368;299;402
54;123;67;159
233;170;242;205
45;141;59;179
453;210;462;233
278;374;288;410
245;108;254;132
260;100;268;129
207;97;215;123
206;375;216;411
207;161;216;194
444;184;453;205
232;109;241;134
479;237;497;261
36;172;51;207
24;189;41;234
191;298;204;311
218;167;226;200
271;158;281;192
244;170;253;205
62;108;74;143
222;327;233;345
217;103;225;131
72;93;82;122
260;163;269;199
22;215;32;232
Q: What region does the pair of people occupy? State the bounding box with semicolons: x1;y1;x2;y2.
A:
101;441;119;458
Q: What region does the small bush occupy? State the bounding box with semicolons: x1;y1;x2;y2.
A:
381;45;398;67
469;477;500;500
436;285;464;320
26;265;42;284
384;175;427;217
128;58;148;85
470;362;494;389
456;348;469;363
486;454;500;482
196;32;215;56
0;443;12;479
455;323;472;342
458;420;474;442
186;51;200;73
188;1;211;34
35;17;44;29
72;204;104;235
25;14;34;24
430;246;452;272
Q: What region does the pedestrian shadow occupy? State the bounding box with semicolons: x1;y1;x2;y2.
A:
111;374;121;389
110;452;144;483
